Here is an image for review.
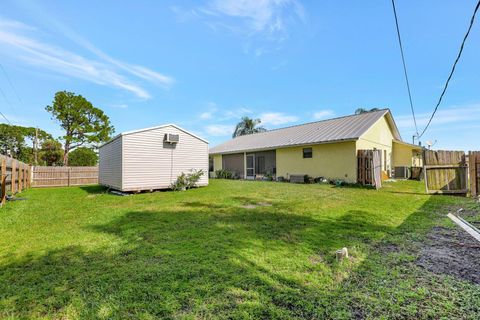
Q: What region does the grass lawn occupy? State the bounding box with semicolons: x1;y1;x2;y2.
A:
1;179;479;319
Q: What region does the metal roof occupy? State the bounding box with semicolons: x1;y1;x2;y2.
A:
210;109;400;154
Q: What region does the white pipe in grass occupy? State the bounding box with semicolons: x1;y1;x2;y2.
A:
447;213;480;243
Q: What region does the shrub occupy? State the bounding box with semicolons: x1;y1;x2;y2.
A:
215;169;234;179
304;175;314;184
264;172;274;181
171;169;205;191
314;177;329;184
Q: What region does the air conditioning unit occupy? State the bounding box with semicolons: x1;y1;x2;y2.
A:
394;166;410;179
164;133;179;144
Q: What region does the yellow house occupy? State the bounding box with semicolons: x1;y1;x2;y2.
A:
209;109;422;183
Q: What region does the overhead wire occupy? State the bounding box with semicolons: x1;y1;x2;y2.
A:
0;110;11;125
391;0;419;137
0;63;23;104
418;0;480;138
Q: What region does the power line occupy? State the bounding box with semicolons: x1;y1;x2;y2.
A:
419;0;480;139
0;64;22;104
0;110;11;125
391;0;419;137
0;85;16;116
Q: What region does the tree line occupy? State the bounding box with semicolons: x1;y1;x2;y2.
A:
1;91;114;166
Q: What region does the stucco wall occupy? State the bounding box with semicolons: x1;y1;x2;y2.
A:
213;154;222;171
393;143;413;167
356;116;394;173
392;143;423;167
276;141;357;182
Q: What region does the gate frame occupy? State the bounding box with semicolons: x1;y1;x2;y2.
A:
469;151;480;198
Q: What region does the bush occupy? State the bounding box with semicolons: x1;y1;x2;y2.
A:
314;177;329;184
304;175;314;184
215;169;234;179
264;172;274;181
171;169;205;191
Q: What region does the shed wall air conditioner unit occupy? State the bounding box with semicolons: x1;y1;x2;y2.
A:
164;133;180;144
394;166;410;179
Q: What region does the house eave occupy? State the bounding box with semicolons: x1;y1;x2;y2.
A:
209;138;358;155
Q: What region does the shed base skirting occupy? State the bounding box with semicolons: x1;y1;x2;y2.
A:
100;182;209;193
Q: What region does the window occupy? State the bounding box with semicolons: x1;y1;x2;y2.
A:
256;156;266;174
303;147;312;158
209;157;214;172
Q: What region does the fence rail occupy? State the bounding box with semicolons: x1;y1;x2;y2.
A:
0;155;31;206
31;166;98;187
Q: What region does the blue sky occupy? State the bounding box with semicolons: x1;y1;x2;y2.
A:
0;0;479;150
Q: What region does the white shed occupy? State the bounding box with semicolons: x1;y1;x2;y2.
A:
99;124;208;192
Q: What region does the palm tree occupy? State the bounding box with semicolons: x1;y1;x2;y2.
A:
355;107;380;115
232;117;267;138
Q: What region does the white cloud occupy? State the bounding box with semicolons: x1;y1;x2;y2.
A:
200;111;213;120
259;112;298;125
205;124;234;136
206;0;304;35
0;18;173;99
110;104;128;109
313;110;335;120
173;0;305;55
396;104;480;130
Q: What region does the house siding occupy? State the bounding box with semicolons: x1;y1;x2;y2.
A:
276;141;357;182
98;137;123;190
121;125;208;191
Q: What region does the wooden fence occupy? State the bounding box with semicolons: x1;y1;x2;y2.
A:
31;166;98;187
357;149;382;189
469;151;480;198
0;155;31;206
423;150;468;195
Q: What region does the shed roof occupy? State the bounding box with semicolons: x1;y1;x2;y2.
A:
100;124;208;148
210;109;401;154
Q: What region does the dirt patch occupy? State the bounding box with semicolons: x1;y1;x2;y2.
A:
417;226;480;284
376;242;400;254
240;202;272;209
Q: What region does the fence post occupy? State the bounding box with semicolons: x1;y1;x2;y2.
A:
18;163;23;193
1;158;6;206
23;164;27;190
68;167;71;187
470;151;479;198
27;166;31;188
11;160;16;194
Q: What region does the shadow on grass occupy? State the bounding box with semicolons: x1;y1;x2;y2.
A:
0;195;477;318
79;185;109;194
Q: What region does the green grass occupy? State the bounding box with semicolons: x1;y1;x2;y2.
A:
0;180;479;319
